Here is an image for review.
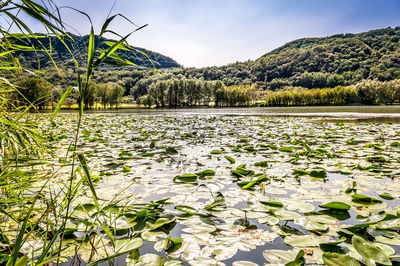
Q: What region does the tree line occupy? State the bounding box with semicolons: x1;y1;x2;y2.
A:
260;79;400;106
9;77;125;109
137;78;258;107
10;76;400;109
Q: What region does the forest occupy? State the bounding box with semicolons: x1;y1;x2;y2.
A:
6;26;400;109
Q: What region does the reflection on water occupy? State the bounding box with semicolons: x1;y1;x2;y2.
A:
70;106;400;123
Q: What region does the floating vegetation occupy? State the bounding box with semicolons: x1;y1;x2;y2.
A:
1;112;400;265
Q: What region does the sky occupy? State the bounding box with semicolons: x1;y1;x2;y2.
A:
21;0;400;67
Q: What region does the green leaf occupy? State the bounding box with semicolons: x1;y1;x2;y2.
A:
165;238;183;253
196;169;215;177
319;202;351;210
260;201;284;208
254;161;269;167
279;146;293;152
135;253;165;266
173;174;198;183
51;86;73;122
309;169;327;178
322;253;361;266
115;238;143;252
379;193;395;200
352;194;382;205
284;234;330;247
352;235;392;266
15;255;29;266
224;155;236;164
86;27;95;83
292;169;309;176
123;166;131;172
151;217;175;230
205;192;225;211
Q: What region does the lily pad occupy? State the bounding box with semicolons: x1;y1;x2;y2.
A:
352;235;392;266
319;202;351;210
322;252;361;266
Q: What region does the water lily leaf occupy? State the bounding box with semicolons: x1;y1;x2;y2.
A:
258;215;280;225
165;146;178;154
294;217;328;231
254;161;269;167
352;235;392;266
141;152;155;157
319;202;351;210
374;217;400;229
305;214;337;225
238;176;269;190
292;169;309;176
175;205;197;216
213;246;238;260
135;253;165;266
284;234;330;247
225;155;236;164
309;169;327;178
204;192;226;211
352;194;382;205
319;237;347;252
286;201;315;213
275;210;302;221
279;146;293;152
285;250;305;266
263;249;297;264
164;261;183;266
141;231;168;242
196;169;215;178
374;243;395;256
379;193;395;200
231;167;254;177
322;252;361;266
200;214;225;226
210;150;223;154
115;238;142;252
173;174;198;183
366;156;386;163
319;209;350;220
165;238;183;253
232;261;258;266
390;141;399;147
260;201;284;208
375;235;400;246
151;217;175;230
123;166;131;172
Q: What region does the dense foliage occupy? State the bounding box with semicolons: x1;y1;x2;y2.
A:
11;26;400;108
16;33;181;70
261;79;400;106
140;79;257;107
172;27;400;90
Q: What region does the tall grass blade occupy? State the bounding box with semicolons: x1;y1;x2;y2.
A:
51;86;73;122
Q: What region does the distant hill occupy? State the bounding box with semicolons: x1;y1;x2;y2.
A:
16;33;181;70
174;26;400;90
15;26;400;94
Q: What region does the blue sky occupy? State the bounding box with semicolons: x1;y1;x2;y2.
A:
27;0;400;67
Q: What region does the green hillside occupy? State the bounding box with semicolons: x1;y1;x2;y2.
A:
174;26;400;90
16;33;181;70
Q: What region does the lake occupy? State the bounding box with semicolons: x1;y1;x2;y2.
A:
11;107;400;265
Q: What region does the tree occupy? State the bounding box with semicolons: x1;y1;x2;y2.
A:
109;84;124;108
96;83;111;109
16;77;53;109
